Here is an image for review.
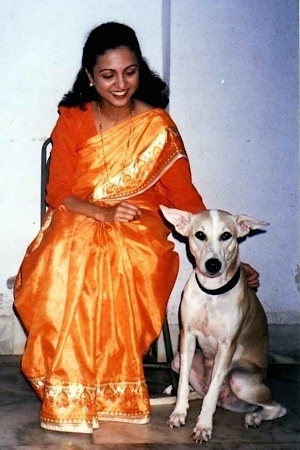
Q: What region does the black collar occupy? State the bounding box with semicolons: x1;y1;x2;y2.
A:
195;266;241;296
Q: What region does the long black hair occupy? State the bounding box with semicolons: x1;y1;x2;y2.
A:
59;22;169;109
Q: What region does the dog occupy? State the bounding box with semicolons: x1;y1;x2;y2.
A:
160;206;287;443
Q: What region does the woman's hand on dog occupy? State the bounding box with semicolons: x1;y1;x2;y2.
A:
241;262;260;289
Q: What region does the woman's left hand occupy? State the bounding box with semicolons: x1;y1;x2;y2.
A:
241;262;260;289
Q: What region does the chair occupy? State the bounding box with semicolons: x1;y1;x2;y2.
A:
40;138;52;224
41;138;178;393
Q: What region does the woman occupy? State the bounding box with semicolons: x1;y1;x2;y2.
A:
14;22;259;433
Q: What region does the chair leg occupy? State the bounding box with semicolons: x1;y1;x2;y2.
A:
162;318;178;393
162;318;174;362
143;317;178;393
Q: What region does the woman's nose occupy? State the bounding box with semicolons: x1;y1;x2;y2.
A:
116;74;126;89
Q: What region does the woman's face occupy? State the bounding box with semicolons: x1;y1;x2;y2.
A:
88;46;139;108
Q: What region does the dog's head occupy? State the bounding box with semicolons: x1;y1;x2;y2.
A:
160;206;269;278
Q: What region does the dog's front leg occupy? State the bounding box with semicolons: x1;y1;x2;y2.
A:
167;330;196;428
192;344;235;443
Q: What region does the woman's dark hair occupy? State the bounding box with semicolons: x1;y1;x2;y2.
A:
59;22;169;109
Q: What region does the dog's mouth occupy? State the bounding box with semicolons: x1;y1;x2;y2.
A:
205;272;221;278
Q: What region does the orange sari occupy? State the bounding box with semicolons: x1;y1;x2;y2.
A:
14;107;205;433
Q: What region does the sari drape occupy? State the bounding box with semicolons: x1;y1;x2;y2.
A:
14;109;192;433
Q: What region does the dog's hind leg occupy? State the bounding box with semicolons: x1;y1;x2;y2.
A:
229;369;287;427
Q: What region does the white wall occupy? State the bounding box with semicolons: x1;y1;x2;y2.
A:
167;0;299;324
0;0;298;353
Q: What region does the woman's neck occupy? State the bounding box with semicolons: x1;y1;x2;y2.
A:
97;99;134;128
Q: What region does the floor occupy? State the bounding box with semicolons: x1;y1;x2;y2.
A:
0;355;299;449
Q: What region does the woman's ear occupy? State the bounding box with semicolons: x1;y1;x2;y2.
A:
85;69;94;86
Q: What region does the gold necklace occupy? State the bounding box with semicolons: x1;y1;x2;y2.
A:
97;101;134;190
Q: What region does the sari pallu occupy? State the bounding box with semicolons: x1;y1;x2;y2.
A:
14;109;188;433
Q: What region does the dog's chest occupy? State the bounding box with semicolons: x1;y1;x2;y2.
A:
182;278;242;349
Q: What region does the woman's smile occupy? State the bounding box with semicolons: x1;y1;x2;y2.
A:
111;90;128;98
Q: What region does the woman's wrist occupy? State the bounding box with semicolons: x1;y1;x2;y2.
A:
62;195;104;221
93;205;105;222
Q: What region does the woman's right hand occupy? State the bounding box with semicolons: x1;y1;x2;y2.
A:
97;201;143;223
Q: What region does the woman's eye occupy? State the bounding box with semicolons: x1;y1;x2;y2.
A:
125;70;137;76
220;232;232;241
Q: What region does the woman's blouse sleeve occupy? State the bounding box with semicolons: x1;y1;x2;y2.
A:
46;108;78;208
160;157;207;213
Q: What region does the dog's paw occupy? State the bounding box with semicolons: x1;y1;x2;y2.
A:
167;411;187;428
192;425;212;443
244;412;263;428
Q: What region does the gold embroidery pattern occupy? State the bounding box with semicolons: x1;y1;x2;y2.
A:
97;380;149;416
42;383;96;415
91;127;187;201
28;377;150;431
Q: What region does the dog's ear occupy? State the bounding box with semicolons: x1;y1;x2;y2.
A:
235;214;269;238
159;205;192;236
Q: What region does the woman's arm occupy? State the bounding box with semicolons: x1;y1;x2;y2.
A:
46;109;79;208
62;196;142;222
160;158;206;213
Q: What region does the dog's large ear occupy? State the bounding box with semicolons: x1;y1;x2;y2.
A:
160;205;192;236
235;214;269;238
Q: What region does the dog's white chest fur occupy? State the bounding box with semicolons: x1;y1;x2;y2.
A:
182;274;243;356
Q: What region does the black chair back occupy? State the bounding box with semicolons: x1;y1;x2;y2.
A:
40;138;52;225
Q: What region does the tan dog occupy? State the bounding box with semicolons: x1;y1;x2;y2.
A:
160;206;287;443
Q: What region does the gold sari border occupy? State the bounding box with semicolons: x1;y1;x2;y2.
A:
41;417;99;434
93;152;187;202
98;413;151;424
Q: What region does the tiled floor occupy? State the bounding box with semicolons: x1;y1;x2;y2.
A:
0;355;299;449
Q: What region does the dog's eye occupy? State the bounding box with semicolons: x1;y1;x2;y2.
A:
220;232;232;241
195;231;206;241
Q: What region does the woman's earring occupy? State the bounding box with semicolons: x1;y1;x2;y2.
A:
89;81;94;87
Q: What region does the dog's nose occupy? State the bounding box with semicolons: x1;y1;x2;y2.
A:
205;258;222;274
